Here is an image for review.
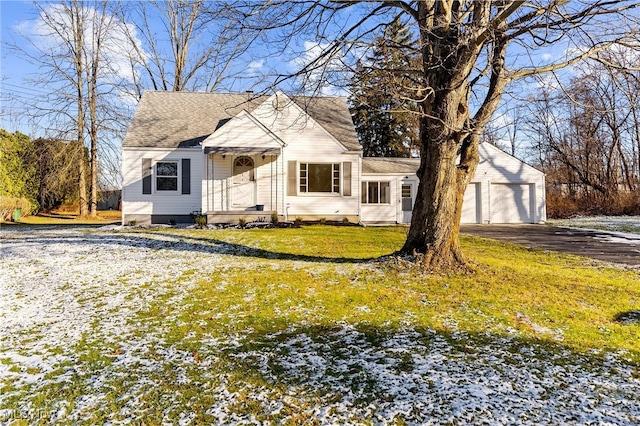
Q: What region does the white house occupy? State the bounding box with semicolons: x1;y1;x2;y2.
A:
121;91;546;225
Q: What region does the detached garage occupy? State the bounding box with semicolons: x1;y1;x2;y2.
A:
360;143;546;224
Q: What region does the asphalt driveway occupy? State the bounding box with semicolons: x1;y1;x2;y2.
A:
461;224;640;267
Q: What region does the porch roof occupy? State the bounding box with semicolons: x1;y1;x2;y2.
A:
204;146;281;155
362;157;420;174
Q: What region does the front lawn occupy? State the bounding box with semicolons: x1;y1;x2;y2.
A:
1;225;638;424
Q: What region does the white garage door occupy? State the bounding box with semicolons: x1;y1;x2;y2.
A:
461;183;481;223
491;183;532;223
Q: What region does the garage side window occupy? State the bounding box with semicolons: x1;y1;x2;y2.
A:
156;161;178;191
361;181;390;204
300;163;340;193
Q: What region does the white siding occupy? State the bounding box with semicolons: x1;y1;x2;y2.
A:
359;176;407;223
461;183;481;224
255;95;360;219
201;93;359;218
122;148;202;218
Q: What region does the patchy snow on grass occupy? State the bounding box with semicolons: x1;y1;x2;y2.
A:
548;215;640;236
1;226;639;424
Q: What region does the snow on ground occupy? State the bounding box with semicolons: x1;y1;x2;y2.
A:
1;226;639;424
548;215;640;237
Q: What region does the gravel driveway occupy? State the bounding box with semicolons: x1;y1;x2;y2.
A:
462;224;640;267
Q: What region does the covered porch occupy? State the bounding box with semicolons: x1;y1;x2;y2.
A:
203;149;285;223
201;108;286;223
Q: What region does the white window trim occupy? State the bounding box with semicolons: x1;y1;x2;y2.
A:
362;181;391;204
155;160;180;194
298;162;342;196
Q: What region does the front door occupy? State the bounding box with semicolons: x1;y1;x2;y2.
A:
232;156;256;208
401;183;413;224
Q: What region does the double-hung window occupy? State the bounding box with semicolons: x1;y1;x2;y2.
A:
361;181;390;204
156;161;178;191
299;163;340;193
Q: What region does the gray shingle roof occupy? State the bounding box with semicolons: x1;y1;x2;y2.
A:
362;157;420;174
122;91;361;151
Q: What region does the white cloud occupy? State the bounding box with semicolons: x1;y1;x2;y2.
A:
247;59;265;75
15;4;144;88
290;41;349;96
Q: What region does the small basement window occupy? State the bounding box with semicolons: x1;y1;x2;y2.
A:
361;181;390;204
156;161;178;191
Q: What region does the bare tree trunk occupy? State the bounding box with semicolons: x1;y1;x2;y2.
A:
87;3;108;217
402;130;481;268
73;1;88;217
89;75;98;217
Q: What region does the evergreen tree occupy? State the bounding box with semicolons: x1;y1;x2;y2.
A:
349;17;420;158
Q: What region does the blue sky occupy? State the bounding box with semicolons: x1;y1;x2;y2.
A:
0;0;560;139
0;0;303;136
1;1;44;134
1;1;630;150
1;1;364;139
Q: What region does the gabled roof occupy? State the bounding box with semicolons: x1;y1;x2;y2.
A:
122;91;361;151
362;143;544;175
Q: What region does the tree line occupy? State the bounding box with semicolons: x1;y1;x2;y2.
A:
524;58;640;217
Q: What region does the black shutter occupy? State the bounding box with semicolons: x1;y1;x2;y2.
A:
142;158;152;194
181;158;191;194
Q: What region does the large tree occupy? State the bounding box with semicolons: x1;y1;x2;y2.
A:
236;0;640;270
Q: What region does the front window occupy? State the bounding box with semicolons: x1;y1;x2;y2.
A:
156;161;178;191
300;163;340;193
361;181;390;204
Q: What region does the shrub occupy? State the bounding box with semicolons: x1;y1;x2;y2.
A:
0;196;33;221
342;217;350;224
270;211;279;225
294;217;303;227
238;217;247;229
194;215;207;228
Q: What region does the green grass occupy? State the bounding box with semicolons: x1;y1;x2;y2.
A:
144;226;638;355
113;225;640;358
3;225;639;424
